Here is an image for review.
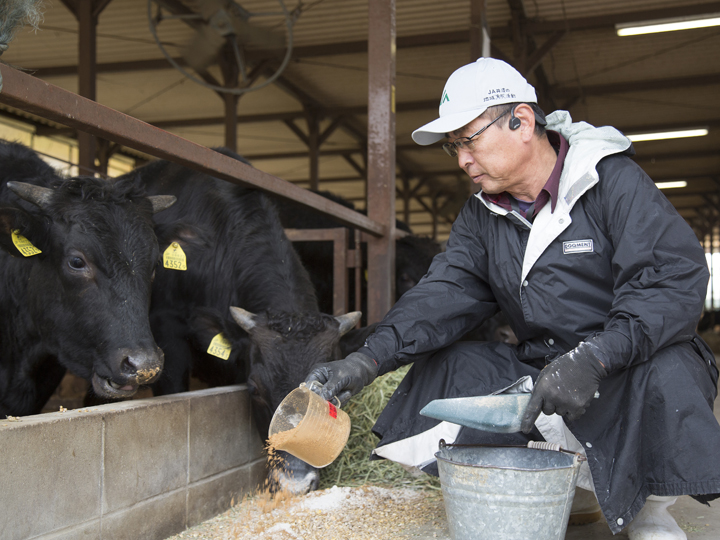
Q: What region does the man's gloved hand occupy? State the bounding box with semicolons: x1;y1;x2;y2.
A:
304;352;379;406
521;341;608;433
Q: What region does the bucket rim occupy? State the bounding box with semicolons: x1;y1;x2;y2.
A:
434;452;578;473
434;442;583;473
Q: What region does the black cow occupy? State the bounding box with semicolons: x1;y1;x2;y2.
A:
272;191;443;315
124;151;361;494
0;141;175;416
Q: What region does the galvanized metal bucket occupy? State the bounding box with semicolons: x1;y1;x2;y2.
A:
435;440;584;540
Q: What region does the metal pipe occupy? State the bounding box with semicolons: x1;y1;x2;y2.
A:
0;64;385;237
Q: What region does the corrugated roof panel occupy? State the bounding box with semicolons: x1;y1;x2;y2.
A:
525;0;719;21
571;86;720;130
4;10;78;68
541;27;720;86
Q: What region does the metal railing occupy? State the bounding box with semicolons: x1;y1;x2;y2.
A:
0;64;386;239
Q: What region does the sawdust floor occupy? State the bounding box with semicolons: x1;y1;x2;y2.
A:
166;485;720;540
167;485;451;540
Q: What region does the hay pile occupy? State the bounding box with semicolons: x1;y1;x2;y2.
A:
318;365;440;491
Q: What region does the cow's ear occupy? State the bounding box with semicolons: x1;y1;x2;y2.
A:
0;206;46;257
190;306;247;341
155;221;210;250
189;307;227;344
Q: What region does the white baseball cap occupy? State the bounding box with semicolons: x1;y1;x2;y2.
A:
412;57;544;146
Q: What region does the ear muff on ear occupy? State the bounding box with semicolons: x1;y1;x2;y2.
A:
509;107;521;130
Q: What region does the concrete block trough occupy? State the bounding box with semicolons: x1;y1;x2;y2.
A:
0;385;267;540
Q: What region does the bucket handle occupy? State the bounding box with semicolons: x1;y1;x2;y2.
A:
527;440;562;452
527;440;586;465
302;381;343;409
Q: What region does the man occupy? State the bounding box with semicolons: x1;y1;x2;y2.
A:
305;58;720;539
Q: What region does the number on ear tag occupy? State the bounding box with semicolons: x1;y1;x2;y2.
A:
207;333;232;360
11;230;41;257
163;242;187;271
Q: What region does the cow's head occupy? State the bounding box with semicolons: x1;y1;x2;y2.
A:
228;306;361;493
0;178;176;399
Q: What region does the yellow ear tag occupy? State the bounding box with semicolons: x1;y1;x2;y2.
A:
207;333;232;360
163;242;187;271
11;230;41;257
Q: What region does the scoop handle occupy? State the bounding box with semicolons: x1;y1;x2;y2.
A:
302;381;343;409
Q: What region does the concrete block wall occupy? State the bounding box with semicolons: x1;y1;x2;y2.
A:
0;385;267;540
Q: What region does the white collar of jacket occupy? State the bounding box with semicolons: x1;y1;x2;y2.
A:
472;110;633;283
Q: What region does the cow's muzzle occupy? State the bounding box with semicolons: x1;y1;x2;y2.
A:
92;347;164;398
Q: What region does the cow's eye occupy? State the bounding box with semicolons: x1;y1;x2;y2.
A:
68;256;87;270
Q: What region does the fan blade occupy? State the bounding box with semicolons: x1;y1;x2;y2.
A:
229;17;285;51
182;24;226;72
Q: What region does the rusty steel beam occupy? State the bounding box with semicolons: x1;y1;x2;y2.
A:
307;113;320;190
217;46;241;152
76;0;98;173
633;150;720;163
0;64;384;237
366;0;397;324
551;73;720;100
523;30;565;76
243;145;437;161
149;99;437;130
149;110;305;129
288;175;363;184
26;69;720;137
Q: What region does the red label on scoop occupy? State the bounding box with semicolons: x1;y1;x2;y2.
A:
328;402;337;418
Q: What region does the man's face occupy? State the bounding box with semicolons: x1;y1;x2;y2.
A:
448;112;521;196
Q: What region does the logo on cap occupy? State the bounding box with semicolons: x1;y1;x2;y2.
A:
440;90;450;105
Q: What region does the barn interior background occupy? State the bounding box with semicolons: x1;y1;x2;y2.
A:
1;0;719;304
1;2;720;539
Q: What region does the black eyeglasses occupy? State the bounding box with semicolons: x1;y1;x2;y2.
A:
442;110;510;157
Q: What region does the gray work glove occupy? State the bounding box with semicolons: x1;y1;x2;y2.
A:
521;341;608;433
304;352;379;406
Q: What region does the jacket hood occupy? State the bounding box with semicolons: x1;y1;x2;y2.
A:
546;110;633;208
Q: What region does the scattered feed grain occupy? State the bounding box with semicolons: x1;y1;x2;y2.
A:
168;485;450;540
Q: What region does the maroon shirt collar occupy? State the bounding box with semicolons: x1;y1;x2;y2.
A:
482;130;568;218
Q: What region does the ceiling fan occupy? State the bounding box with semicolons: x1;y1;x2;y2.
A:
148;0;297;94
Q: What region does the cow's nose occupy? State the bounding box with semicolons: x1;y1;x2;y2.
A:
118;348;164;383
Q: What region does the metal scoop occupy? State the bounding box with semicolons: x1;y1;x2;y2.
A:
419;393;532;433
